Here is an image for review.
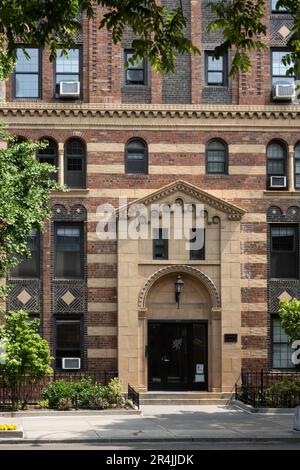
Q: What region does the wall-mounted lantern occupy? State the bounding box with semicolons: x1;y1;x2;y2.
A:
175;275;184;309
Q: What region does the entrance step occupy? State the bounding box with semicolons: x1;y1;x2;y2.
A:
140;392;233;406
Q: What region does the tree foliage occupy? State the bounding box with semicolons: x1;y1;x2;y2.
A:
0;0;199;78
209;0;300;77
0;1;299;78
0;310;53;409
0;128;63;278
279;299;300;344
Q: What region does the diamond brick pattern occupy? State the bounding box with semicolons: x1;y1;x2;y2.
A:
53;283;86;314
269;280;300;313
7;281;41;314
61;291;76;306
17;289;32;305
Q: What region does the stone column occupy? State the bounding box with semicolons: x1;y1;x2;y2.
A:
211;308;222;392
138;309;147;392
288;146;295;192
58;143;64;185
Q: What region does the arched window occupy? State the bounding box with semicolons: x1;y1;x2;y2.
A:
267;141;286;175
206;140;228;175
295;143;300;190
267;141;287;187
37;139;58;181
64;138;86;188
125;139;148;174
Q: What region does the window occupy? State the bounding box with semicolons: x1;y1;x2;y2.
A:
55;48;80;96
271;0;288;12
153;229;168;260
56;320;82;369
190;229;205;261
270;225;298;278
205;52;227;86
10;230;40;278
272;317;295;369
64;139;85;188
54;224;83;279
125;139;148;174
206;140;228;175
272;50;295;86
14;48;40;98
267;141;287;184
295;144;300;190
125;50;146;85
37;139;58;181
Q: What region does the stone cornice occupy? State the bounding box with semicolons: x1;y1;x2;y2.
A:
117;180;246;220
1;102;300;121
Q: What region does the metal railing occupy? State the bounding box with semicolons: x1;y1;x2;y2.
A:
128;384;140;409
235;369;300;408
0;370;118;409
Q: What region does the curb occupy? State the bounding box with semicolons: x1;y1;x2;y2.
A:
0;410;141;417
1;436;300;444
0;428;23;439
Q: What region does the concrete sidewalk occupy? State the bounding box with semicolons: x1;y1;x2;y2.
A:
0;405;298;443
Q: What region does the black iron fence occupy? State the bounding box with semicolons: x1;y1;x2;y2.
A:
128;384;140;409
0;370;117;409
235;369;300;408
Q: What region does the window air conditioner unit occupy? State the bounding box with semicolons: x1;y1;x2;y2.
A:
59;81;80;98
272;83;296;101
62;358;81;370
270;176;287;188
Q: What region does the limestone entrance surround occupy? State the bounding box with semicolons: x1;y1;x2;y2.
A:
117;180;245;392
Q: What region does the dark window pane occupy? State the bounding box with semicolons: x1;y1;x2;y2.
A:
125;50;145;85
190;229;205;260
55;225;83;278
65;139;85;188
125;140;147;174
267;142;286;179
267;160;285;175
57;322;81;349
272;317;295;369
206;52;225;86
10;230;39;278
67;157;83;171
37;140;58;181
206;141;227;174
56;321;81;369
153;229;168;260
270;226;298;278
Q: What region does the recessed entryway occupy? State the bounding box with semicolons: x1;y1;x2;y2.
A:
148;321;208;391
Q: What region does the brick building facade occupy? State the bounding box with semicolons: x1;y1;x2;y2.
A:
1;1;300;392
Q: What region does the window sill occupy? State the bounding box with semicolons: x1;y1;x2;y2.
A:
205;174;229;178
203;86;229;90
122;85;150;90
125;174;149;178
138;260;221;266
263;190;300;197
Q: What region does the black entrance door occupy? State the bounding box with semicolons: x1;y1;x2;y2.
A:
148;321;208;391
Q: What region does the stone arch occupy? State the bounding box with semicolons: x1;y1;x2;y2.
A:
138;265;221;310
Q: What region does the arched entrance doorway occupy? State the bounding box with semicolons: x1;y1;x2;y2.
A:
138;266;221;392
